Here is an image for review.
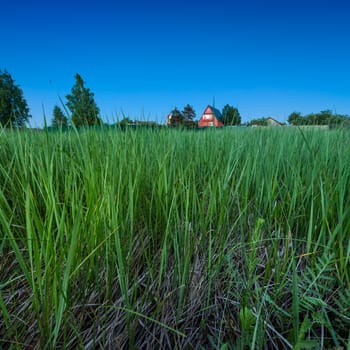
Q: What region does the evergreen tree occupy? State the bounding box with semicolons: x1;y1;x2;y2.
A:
222;104;241;125
182;104;196;121
66;73;101;126
167;107;184;127
51;105;68;127
0;69;31;128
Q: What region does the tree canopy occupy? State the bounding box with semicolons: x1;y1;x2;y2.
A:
247;118;269;126
182;104;196;121
287;112;303;126
167;107;184;127
116;117;133;125
221;105;241;125
167;105;197;128
66;73;101;126
288;110;349;126
0;69;31;128
51;105;68;127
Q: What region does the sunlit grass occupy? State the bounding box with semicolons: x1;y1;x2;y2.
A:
1;126;350;349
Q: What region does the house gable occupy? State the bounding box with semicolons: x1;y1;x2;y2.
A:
266;117;282;126
198;105;224;127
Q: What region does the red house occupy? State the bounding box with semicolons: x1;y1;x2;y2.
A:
198;105;224;127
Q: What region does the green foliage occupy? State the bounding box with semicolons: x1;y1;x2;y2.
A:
288;112;303;126
51;105;68;127
222;104;241;125
182;104;196;121
240;306;255;332
0;69;31;128
1;128;350;348
167;107;184;127
288;110;349;126
293;317;318;349
116;117;133;125
247;117;269;126
168;105;197;128
66;73;101;126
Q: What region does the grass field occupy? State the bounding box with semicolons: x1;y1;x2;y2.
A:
1;127;350;349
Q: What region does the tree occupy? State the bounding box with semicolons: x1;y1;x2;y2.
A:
288;112;303;125
222;104;241;125
288;110;349;126
167;107;184;127
182;104;196;121
247;118;269;126
0;69;31;128
116;117;133;125
51;105;68;127
314;110;337;125
66;73;101;126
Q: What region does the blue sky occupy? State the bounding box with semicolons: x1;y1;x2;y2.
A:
2;0;349;126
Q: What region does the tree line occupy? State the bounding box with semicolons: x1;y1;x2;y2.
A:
0;70;101;128
287;110;350;126
1;69;349;129
167;104;241;127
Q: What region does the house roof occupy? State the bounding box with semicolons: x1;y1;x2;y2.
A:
203;105;223;122
266;117;282;125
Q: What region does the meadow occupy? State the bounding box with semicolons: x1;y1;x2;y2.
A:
0;127;350;349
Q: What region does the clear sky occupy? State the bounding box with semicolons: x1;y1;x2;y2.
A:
2;0;349;126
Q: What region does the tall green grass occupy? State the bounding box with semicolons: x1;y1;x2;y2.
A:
1;127;350;349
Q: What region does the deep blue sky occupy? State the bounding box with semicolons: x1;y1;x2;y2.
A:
2;0;349;126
